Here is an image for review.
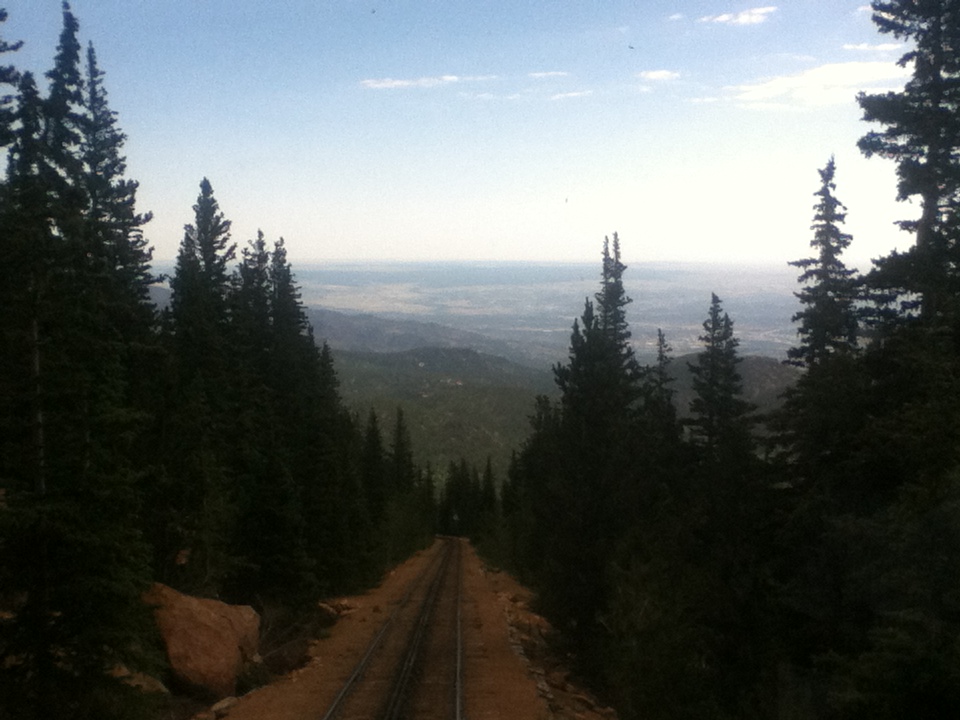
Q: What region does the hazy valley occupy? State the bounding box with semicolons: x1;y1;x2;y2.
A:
289;261;803;473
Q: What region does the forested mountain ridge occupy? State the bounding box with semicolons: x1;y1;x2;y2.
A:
334;346;797;477
308;307;540;363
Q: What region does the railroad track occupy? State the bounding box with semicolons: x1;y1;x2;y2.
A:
321;537;464;720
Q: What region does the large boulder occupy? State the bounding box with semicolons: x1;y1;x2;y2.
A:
144;583;260;699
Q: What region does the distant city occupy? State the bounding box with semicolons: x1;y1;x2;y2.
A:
290;261;802;362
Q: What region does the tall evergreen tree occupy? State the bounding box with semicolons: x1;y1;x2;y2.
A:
0;10;159;716
40;2;85;233
168;177;236;383
688;293;754;462
221;232;315;604
523;236;647;668
0;7;22;147
858;0;960;324
0;72;50;496
80;43;154;330
152;178;237;594
788;157;860;367
361;409;388;528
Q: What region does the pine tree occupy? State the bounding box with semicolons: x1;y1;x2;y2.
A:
642;328;681;447
857;1;960;324
522;236;648;668
688;293;754;462
777;159;869;509
0;72;51;497
361;409;388;528
169;178;236;383
389;407;416;495
0;7;22;147
152;178;238;594
788;157;860;367
0;10;159;716
80;43;154;331
220;232;315;604
596;233;640;379
41;2;85;234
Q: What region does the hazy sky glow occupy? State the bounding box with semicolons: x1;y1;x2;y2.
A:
3;1;917;266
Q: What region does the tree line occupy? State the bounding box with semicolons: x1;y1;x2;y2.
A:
0;6;436;718
498;3;960;718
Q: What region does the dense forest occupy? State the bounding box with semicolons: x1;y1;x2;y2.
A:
496;3;960;716
0;6;437;718
1;2;959;719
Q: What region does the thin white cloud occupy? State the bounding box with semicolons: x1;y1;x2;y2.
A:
361;74;496;89
700;6;777;25
638;70;680;81
460;91;522;101
843;42;902;51
667;13;684;21
551;91;593;100
529;71;570;79
731;61;910;107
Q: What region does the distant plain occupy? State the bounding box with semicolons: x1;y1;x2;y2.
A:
295;260;801;364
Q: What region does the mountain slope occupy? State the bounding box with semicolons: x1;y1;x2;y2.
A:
334;347;556;478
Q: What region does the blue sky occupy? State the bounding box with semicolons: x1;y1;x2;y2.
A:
3;2;915;266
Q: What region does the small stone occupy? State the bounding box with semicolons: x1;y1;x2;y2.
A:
211;696;238;717
316;602;339;624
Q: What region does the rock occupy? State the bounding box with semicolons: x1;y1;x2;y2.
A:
110;664;169;694
211;696;239;717
570;692;597;711
144;583;260;699
332;598;357;614
547;669;569;691
316;602;339;625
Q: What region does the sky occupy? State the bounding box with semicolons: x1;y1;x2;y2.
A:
2;1;918;267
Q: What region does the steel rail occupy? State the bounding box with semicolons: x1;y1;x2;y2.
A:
380;539;453;720
454;538;464;720
319;540;450;720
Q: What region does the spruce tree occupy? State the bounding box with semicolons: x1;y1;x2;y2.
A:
361;409;388;528
153;178;237;594
0;7;21;147
222;232;314;604
858;0;960;324
688;293;754;462
529;236;646;668
80;43;154;329
41;2;85;232
169;178;236;384
788;157;860;367
0;10;158;716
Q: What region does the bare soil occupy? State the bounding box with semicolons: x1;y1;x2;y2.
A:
194;539;618;720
